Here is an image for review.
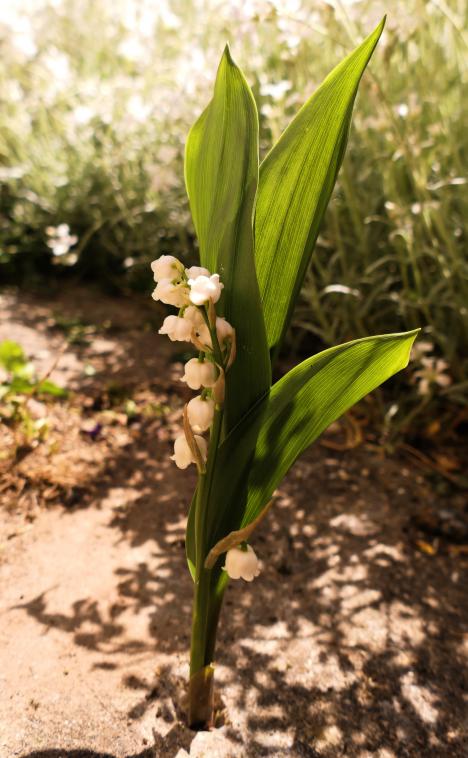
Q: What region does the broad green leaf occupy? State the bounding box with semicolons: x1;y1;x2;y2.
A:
184;45;271;430
242;328;418;527
206;329;418;552
255;18;386;360
184;47;272;577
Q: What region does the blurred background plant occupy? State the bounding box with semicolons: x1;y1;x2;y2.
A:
0;0;466;442
0;339;67;444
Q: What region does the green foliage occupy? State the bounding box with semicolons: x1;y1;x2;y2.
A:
240;330;418;528
1;0;465;426
0;340;31;375
0;340;67;401
185;46;271;430
256;19;385;360
184;26;419;583
187;330;418;576
0;339;67;442
286;3;467;425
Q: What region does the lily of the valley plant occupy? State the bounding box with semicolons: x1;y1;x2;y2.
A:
151;17;418;729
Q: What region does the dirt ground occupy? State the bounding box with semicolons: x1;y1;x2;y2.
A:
0;286;467;758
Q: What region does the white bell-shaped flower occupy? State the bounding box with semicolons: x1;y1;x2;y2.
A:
194;317;234;350
151;255;183;281
188;274;224;306
170;434;207;469
187;395;215;432
181;358;218;390
159;315;193;342
186;265;211;279
152;278;190;308
183;305;206;330
215;317;234;347
224;544;261;582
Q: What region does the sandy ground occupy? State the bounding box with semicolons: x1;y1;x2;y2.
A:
0;287;467;758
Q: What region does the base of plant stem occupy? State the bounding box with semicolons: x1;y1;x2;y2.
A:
188;664;215;730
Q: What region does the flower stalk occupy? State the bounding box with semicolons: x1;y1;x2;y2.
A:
152;255;245;727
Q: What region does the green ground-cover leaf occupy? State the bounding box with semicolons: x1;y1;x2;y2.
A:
185;45;270;431
255;18;386;361
0;340;27;373
36;379;68;398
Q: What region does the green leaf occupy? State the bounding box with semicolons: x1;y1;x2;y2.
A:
206;329;418;553
0;340;27;372
255;18;386;360
5;377;34;395
242;328;418;527
36;379;68;398
184;45;271;430
186;490;196;581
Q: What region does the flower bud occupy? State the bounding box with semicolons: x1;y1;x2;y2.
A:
224;544;260;582
181;358;218;390
151;255;184;281
152;278;190;308
159;315;193;342
170;434;207;469
186;265;210;279
188;274;224;306
187;395;215;432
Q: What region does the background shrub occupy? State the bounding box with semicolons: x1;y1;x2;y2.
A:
0;0;466;435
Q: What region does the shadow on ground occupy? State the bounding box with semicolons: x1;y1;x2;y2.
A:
21;751;153;758
2;288;467;757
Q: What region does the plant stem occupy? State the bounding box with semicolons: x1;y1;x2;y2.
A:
188;406;224;729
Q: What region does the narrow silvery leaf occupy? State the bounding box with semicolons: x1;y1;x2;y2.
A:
255;18;386;361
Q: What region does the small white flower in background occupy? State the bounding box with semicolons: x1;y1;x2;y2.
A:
224;544;261;582
152;278;190;308
188;274;224;306
261;79;292;100
171;434;207;469
414;357;452;396
159;315;193;342
186;265;210;279
181;358;218;390
411;340;433;360
397;103;409;118
187;395;215;432
46;224;78;257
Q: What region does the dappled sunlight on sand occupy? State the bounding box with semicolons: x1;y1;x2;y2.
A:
1;289;466;757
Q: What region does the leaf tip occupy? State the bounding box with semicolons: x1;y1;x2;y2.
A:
403;328;421;367
223;42;234;64
374;15;387;40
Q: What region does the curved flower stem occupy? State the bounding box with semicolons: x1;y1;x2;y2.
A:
202;307;224;368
